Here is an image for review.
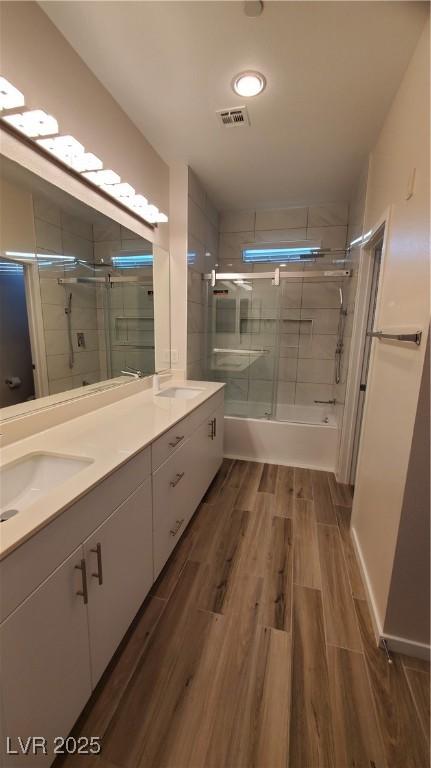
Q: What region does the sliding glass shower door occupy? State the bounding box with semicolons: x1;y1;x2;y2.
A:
206;267;351;426
207;277;280;418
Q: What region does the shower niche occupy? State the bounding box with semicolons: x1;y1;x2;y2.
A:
0;157;170;411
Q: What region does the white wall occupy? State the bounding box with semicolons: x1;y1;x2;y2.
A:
351;21;430;649
0;1;169;249
383;330;430;647
187;169;218;380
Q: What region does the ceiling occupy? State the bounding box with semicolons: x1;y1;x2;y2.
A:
40;1;428;211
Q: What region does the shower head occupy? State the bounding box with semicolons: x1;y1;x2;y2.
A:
65;290;72;314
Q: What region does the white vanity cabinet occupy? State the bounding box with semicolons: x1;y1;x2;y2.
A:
152;394;224;577
0;546;92;766
0;386;224;767
84;476;153;686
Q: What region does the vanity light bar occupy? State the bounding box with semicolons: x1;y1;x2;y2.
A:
0;76;168;225
5;251;76;261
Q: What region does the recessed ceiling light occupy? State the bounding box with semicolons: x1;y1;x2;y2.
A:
232;71;266;97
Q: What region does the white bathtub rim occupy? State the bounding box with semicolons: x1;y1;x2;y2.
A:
223;452;336;472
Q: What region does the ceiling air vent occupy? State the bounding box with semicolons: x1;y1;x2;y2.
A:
216;106;250;127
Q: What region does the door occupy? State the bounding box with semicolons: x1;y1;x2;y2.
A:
84;478;153;686
0;260;35;407
0;547;92;766
350;239;383;483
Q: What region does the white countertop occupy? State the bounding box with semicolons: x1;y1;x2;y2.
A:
0;380;224;559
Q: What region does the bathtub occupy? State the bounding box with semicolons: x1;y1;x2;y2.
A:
223;401;340;471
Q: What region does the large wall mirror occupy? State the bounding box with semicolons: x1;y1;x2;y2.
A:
0;156;170;416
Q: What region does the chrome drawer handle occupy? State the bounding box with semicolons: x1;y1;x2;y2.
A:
90;542;103;585
75;558;88;604
170;518;185;536
170;471;185;487
168;435;184;448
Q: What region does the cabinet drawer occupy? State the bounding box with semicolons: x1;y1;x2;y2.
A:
152;437;201;578
151;417;193;472
0;446;151;623
151;390;224;471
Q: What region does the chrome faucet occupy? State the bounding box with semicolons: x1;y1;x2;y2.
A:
121;366;145;379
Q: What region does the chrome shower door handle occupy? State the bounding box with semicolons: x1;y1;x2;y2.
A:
90;542;103;585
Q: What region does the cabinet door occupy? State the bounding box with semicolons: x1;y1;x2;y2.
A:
84;477;153;687
208;401;224;480
189;401;225;496
1;547;92;766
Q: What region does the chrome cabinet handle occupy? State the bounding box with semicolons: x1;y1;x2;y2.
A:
75;558;88;604
170;471;185;487
168;435;184;448
90;542;103;585
213;417;217;438
170;518;185;536
208;419;214;439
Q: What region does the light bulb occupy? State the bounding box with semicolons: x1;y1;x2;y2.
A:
232;71;266;97
4;109;58;137
0;77;25;110
83;169;121;186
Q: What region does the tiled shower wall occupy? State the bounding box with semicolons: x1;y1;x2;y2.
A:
215;203;349;408
34;195;102;394
186;169;218;380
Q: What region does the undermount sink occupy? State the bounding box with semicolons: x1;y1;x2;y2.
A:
156;386;205;400
0;452;93;519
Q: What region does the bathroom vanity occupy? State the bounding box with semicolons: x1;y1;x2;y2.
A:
0;381;224;765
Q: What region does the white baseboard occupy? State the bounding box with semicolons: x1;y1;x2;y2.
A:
383;633;430;661
351;526;383;644
351;526;431;661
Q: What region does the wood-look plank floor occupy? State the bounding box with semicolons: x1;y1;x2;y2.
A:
57;460;429;768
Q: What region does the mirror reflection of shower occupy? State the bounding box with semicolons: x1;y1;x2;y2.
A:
64;289;74;370
335;286;348;384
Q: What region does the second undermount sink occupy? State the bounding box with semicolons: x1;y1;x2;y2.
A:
0;452;94;519
156;386;205;400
